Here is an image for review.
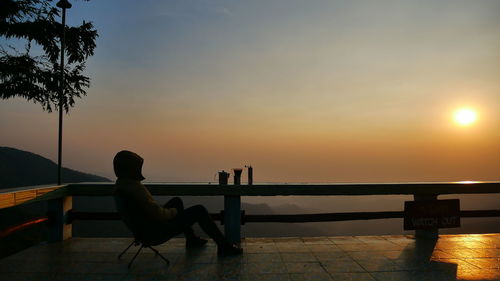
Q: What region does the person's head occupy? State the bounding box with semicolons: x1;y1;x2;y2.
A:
113;150;146;180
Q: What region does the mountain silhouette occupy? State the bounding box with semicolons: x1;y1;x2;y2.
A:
0;147;110;189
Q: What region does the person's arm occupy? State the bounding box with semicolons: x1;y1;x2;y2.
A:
132;184;178;221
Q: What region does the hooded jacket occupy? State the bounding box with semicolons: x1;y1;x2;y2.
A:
113;151;177;237
114;178;178;222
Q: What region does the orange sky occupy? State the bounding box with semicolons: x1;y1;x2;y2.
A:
1;1;499;182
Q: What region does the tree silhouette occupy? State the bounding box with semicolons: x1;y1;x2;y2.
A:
0;0;97;112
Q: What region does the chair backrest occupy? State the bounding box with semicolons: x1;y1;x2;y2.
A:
114;194;174;246
114;195;145;241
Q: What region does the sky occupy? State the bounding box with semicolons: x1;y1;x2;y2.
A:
1;0;500;183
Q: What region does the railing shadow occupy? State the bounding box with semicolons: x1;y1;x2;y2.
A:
394;238;458;281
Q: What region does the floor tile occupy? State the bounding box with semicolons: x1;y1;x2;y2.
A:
307;245;342;252
247;253;282;263
430;249;456;259
0;272;56;281
354;257;401;272
290;272;333;281
241;262;288;274
302;237;334;245
409;271;457;281
471;248;500;258
329;272;375;281
463;258;500;270
277;244;312;253
328;237;363;245
314;251;350;261
370;271;413;281
1;235;500;281
456;268;500;281
54;273;127;281
281;253;317;262
284;262;326;273
336;244;370;252
322;258;366;273
240;273;290;281
245;245;278;254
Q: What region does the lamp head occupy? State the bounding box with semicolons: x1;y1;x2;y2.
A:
56;0;72;9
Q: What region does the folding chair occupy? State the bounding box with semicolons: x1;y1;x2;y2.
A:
114;196;172;268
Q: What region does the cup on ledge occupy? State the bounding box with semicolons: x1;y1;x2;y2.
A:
233;168;243;185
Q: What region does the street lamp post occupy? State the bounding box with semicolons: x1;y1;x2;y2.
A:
56;0;72;185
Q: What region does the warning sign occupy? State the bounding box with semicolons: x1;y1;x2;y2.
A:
404;199;460;230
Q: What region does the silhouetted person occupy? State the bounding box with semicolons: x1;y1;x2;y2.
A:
113;150;242;256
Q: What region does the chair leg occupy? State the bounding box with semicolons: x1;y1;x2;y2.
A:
118;240;136;260
128;245;144;268
148;246;170;265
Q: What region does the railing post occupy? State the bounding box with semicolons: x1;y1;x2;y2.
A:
48;196;72;242
224;195;241;244
413;194;438;239
224;169;242;244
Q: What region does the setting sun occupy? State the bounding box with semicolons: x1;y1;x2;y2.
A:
454;108;477;126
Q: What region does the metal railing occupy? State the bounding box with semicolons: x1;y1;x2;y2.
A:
1;181;500;245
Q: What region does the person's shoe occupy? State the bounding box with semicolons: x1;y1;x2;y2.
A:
217;244;243;257
186;237;208;249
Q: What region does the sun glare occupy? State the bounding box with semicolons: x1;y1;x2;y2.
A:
454;108;477;126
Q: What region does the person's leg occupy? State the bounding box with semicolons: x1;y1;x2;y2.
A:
172;205;227;246
163;197;198;241
170;204;242;256
163;196;184;210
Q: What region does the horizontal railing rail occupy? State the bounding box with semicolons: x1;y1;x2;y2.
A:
0;185;66;209
70;181;500;196
66;209;500;224
2;181;500;209
1;181;500;245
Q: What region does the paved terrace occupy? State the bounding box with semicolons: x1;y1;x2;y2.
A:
0;234;499;281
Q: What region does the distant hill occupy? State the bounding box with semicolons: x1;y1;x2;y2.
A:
0;147;110;189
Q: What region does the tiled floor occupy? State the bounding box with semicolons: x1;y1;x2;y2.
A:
0;234;499;281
